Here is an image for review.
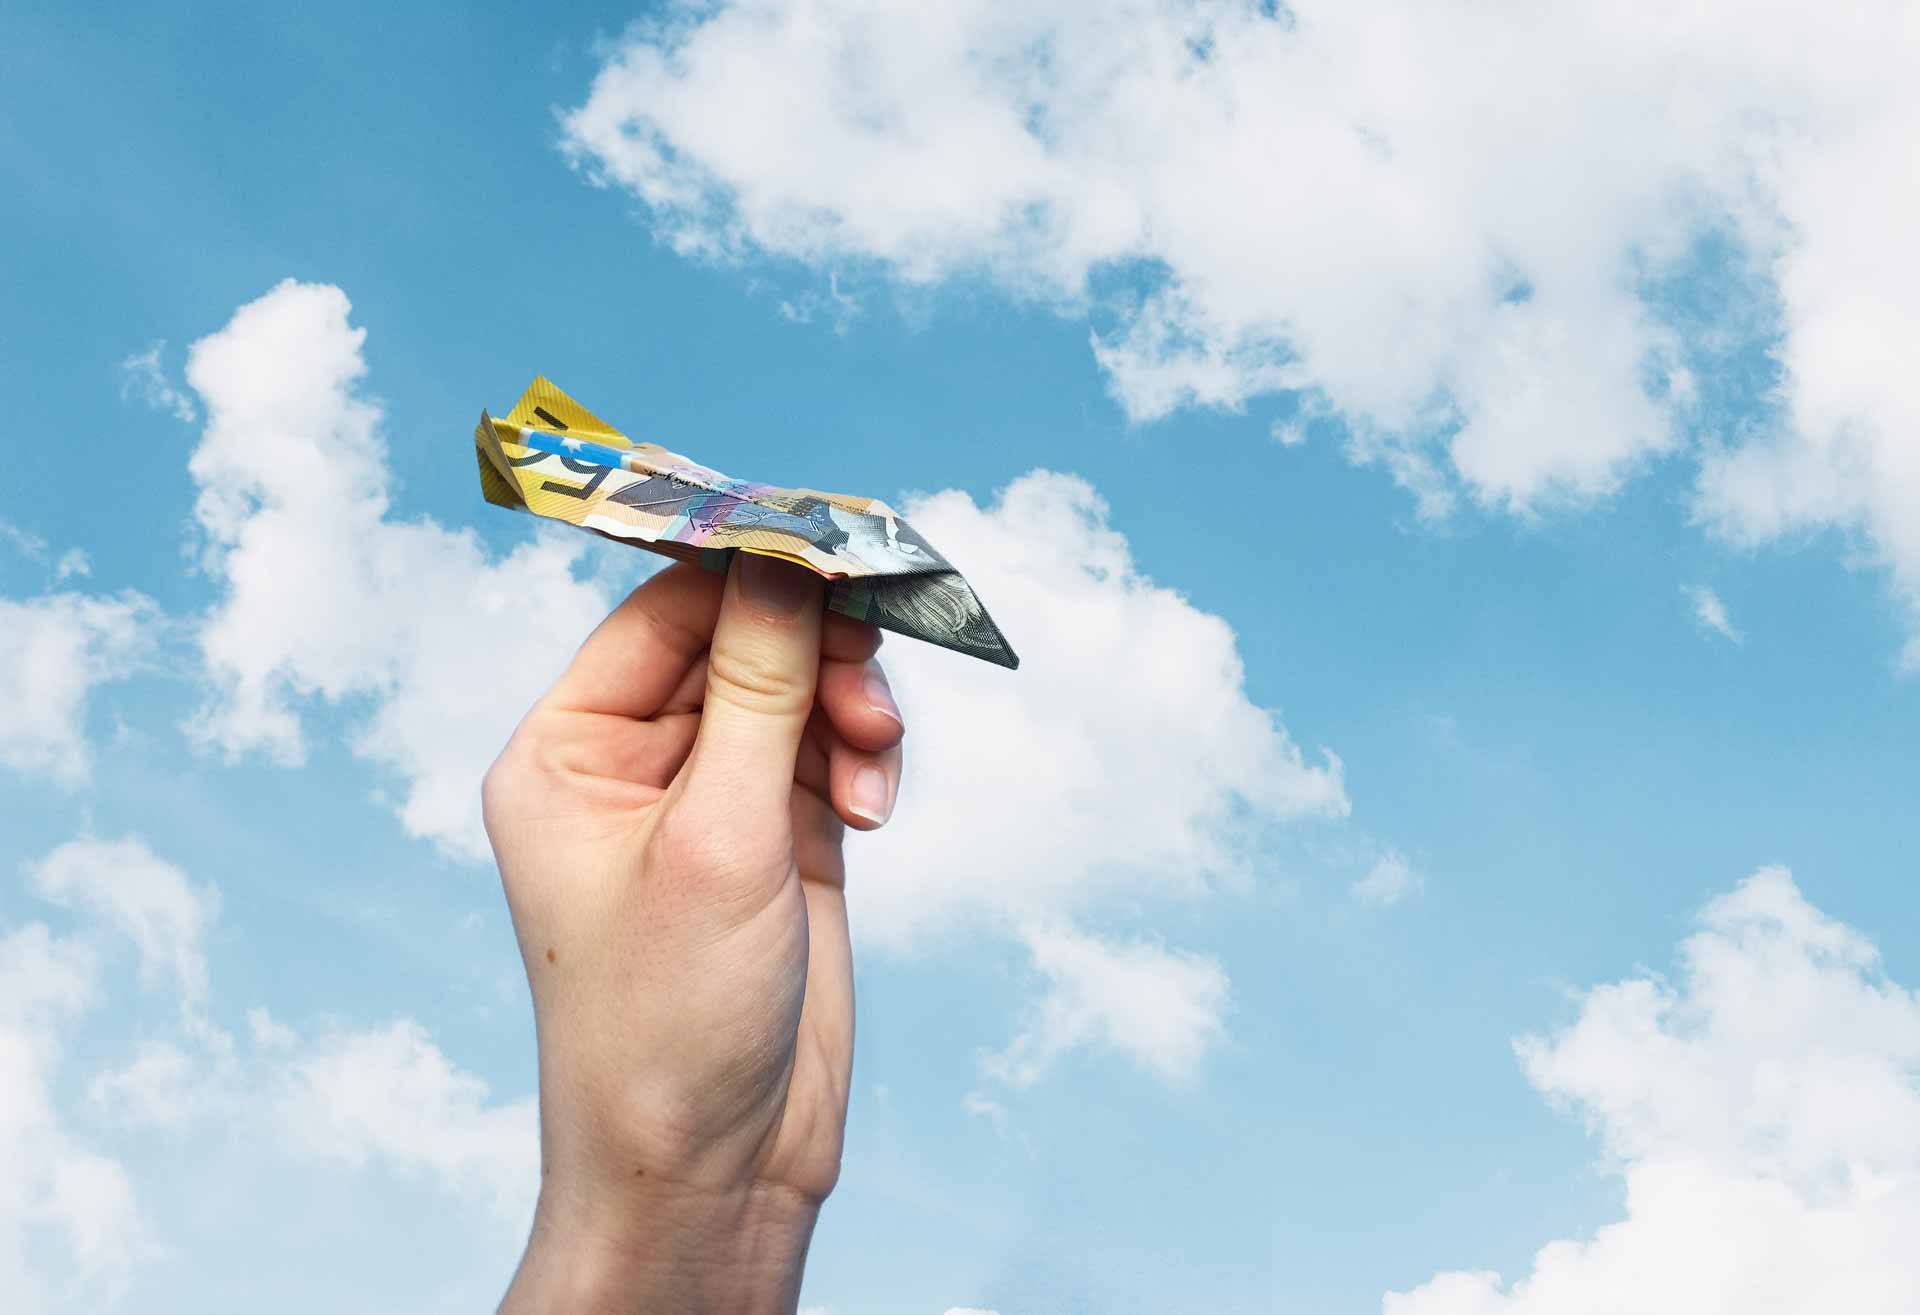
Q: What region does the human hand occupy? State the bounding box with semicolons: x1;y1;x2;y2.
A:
486;555;904;1314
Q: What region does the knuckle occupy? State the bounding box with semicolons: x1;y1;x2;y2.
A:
647;804;789;895
646;812;737;880
481;711;570;823
479;747;522;833
704;645;811;716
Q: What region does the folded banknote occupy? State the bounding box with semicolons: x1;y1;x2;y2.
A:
473;377;1018;668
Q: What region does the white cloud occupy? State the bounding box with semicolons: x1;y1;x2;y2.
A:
777;272;861;331
849;472;1342;1083
0;590;160;787
28;836;219;1007
1684;584;1743;645
1386;867;1920;1315
2;834;538;1310
1271;418;1308;448
961;1091;1011;1137
564;0;1920;657
82;1009;538;1231
119;341;197;423
0;519;49;561
280;1019;537;1222
246;1005;298;1053
183;280;620;860
852;471;1346;948
87;1041;204;1130
0;922;145;1312
0;524;92;582
1354;849;1423;906
984;925;1231;1088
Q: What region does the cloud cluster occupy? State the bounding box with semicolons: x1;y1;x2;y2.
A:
1;835;535;1310
850;471;1345;1083
854;472;1346;944
0;920;143;1312
564;0;1920;656
2;520;92;582
118;342;197;424
2;837;222;1308
28;838;219;1008
1389;867;1920;1314
184;280;619;860
983;926;1231;1089
276;1018;537;1220
0;590;160;787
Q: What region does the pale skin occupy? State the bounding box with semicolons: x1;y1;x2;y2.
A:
485;554;905;1314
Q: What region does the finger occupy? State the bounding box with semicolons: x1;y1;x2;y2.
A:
658;654;708;716
545;564;724;720
790;779;847;890
675;553;826;825
816;657;904;753
793;877;854;1127
822;611;882;665
813;715;903;831
653;634;883;725
796;708;832;796
530;708;702;792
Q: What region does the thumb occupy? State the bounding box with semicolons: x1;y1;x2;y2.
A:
676;551;825;827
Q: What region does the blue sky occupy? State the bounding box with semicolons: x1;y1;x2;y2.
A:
4;3;1920;1313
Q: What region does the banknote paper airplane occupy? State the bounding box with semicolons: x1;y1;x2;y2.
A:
474;377;1018;668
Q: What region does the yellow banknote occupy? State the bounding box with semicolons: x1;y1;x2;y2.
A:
475;377;1017;667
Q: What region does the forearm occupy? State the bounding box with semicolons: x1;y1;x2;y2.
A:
500;1178;820;1315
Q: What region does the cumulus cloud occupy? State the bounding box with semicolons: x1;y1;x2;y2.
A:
1684;583;1743;645
0;590;160;787
1354;849;1423;906
563;0;1920;656
0;923;144;1312
1387;867;1920;1314
0;519;49;561
851;472;1346;948
280;1018;537;1220
27;836;219;1007
2;834;538;1310
182;280;620;860
0;525;91;582
847;472;1342;1083
118;341;197;424
80;1008;538;1230
984;925;1231;1088
87;1041;205;1130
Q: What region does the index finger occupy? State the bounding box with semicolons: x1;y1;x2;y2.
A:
543;563;724;719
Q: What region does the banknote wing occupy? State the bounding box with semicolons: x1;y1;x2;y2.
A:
503;376;631;446
828;567;1019;669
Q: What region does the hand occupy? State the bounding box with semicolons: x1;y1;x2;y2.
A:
486;555;905;1314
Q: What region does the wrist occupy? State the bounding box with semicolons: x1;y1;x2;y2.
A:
502;1176;820;1315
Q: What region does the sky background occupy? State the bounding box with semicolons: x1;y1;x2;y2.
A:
3;3;1919;1313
